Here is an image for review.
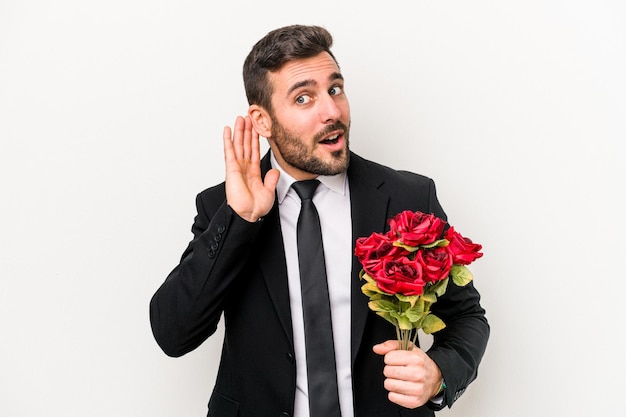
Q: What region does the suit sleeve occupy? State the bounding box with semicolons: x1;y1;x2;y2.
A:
149;191;264;357
424;180;490;410
426;280;489;409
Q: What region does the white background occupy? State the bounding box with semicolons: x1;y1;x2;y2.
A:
1;1;625;416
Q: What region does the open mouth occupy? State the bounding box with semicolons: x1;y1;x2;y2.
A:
319;133;340;145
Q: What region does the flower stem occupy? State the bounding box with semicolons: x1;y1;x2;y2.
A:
395;326;420;350
395;325;402;347
411;328;419;350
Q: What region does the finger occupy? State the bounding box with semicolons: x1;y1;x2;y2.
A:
384;377;424;397
242;116;253;161
373;340;400;356
250;122;261;165
383;362;425;382
263;168;280;193
387;390;424;409
223;125;235;165
384;348;426;368
232;116;245;161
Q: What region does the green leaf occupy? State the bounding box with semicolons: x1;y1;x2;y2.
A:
420;239;449;249
392;312;413;330
376;311;397;327
396;293;419;307
361;280;393;297
406;299;425;315
430;277;449;297
368;293;385;301
393;241;420;252
404;308;424;323
360;271;374;283
421;313;446;334
413;297;425;313
421;292;437;303
368;299;398;313
450;265;474;287
361;282;379;297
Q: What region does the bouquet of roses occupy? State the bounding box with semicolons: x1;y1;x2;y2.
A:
355;210;483;350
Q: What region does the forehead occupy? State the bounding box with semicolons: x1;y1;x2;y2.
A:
269;52;341;95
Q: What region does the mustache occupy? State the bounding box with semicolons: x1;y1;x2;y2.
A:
313;121;350;142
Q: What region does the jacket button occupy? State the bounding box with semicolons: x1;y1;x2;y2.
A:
286;352;295;363
214;233;222;242
210;242;219;251
280;413;290;417
217;224;226;233
207;249;215;258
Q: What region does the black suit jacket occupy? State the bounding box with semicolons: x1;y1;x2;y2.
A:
150;152;489;417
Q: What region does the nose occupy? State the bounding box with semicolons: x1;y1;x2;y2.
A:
318;93;342;123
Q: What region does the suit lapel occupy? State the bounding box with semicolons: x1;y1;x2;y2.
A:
257;154;294;347
347;154;390;365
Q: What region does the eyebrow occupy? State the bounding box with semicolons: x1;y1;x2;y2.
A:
286;72;344;96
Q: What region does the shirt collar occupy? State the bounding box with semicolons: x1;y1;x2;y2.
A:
271;151;348;204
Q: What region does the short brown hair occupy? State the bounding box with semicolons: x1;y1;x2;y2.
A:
243;25;338;111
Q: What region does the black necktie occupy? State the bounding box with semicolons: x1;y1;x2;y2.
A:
292;180;342;417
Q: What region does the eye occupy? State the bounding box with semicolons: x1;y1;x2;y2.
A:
296;94;311;105
329;85;343;96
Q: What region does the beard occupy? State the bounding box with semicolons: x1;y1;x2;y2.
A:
269;116;350;176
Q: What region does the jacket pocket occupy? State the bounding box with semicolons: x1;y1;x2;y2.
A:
207;391;239;417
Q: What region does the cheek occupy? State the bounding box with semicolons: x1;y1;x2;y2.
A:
275;110;311;136
340;99;351;117
293;117;318;138
335;97;351;120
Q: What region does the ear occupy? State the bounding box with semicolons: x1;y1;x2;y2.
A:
248;105;272;138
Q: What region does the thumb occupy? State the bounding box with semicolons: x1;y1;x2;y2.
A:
263;168;280;192
373;339;401;356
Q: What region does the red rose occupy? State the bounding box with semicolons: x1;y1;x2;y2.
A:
370;256;425;296
388;210;446;247
355;232;406;276
445;226;483;265
416;246;453;283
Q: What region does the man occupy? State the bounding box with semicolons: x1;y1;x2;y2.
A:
150;25;489;417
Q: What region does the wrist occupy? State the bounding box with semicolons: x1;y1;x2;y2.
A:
433;377;446;398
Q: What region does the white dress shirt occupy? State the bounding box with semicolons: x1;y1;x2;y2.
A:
271;153;354;417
